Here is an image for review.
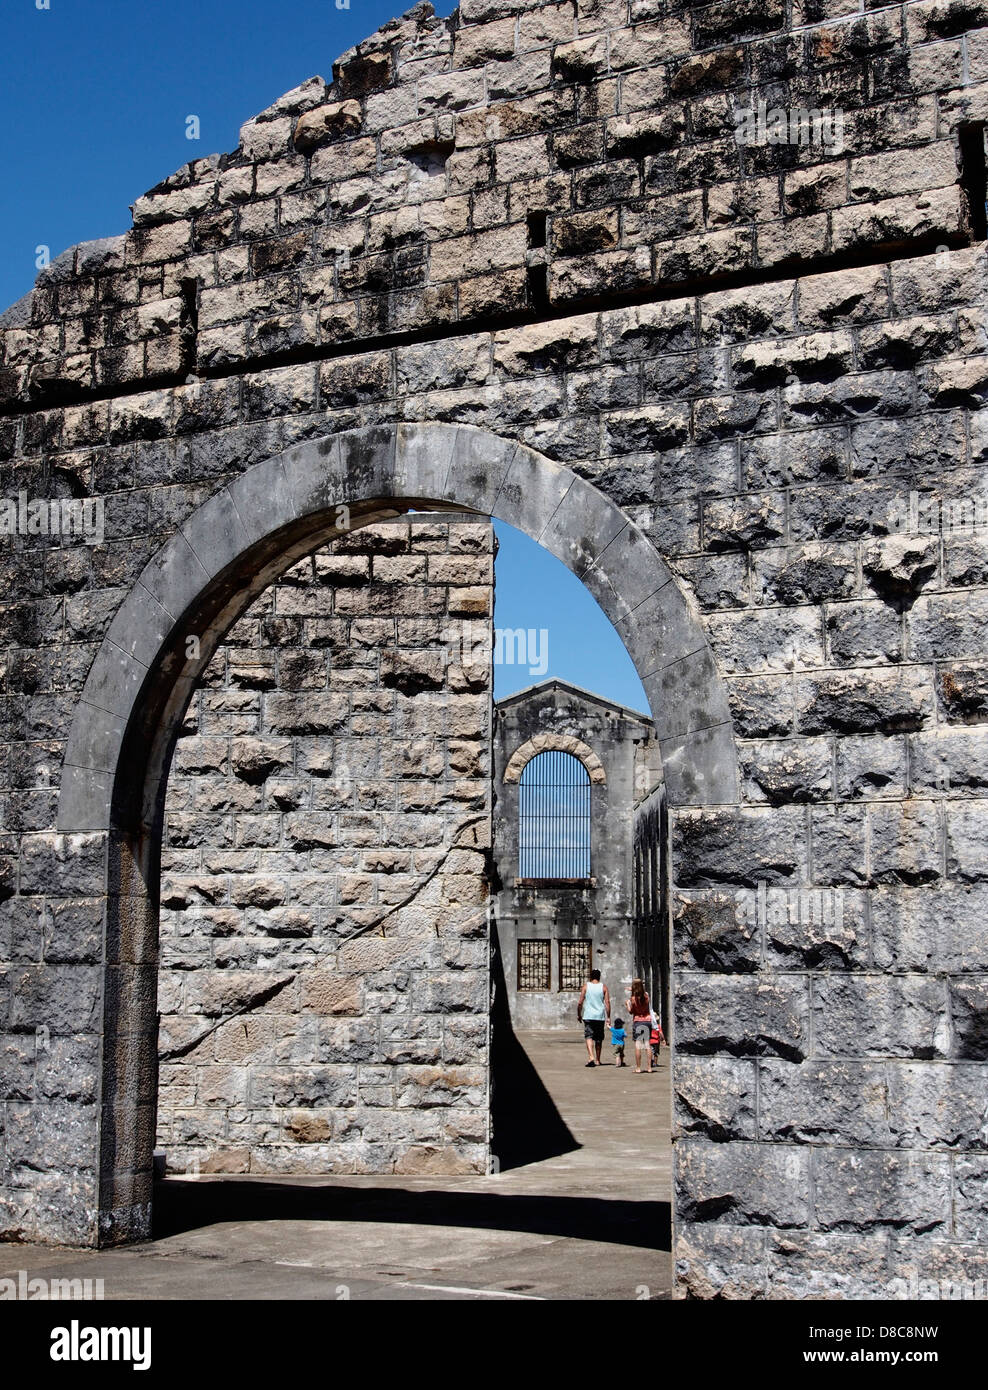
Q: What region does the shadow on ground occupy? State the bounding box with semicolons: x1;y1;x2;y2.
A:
152;1179;671;1251
489;938;581;1170
151;951;671;1256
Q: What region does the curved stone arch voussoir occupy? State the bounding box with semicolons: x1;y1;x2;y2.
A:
58;421;738;835
504;734;607;785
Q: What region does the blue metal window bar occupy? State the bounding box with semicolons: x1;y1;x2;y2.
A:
518;750;591;880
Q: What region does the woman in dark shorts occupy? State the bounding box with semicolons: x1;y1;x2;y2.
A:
625;977;652;1073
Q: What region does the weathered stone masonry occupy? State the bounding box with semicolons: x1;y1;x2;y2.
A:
2;0;988;1297
157;517;493;1177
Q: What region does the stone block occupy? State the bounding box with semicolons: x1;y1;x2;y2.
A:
759;1060;893;1147
706;608;824;676
739;737;832;805
796;670;932;735
674;1056;757;1140
814;976;951;1058
293;101;362;152
673;807;807;888
675;1136;811;1227
677;974;810;1060
872;885;988;972
18;834;105;898
766;1229;893;1300
836;735;908;801
954;1157;988;1240
945;805;988;880
672;889;761;973
949;979;988;1060
888;1061;988;1148
910;727;988;796
814;1150;951;1234
9;964;101;1034
674;1223;768;1299
726;675;794;738
825;603;903;667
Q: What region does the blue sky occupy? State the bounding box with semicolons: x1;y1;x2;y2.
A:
0;0;413;310
0;0;648;714
493;524;647;711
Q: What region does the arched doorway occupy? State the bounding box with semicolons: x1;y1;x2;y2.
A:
57;421;739;1244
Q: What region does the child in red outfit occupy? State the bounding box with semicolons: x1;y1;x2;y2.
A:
649;1016;664;1066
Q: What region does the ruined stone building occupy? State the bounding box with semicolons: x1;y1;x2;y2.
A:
3;0;988;1299
156;561;660;1171
492;678;659;1028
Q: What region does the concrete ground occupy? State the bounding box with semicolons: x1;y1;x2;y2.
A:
0;1031;672;1301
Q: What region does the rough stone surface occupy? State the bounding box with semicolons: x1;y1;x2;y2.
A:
157;517;493;1176
1;0;987;1300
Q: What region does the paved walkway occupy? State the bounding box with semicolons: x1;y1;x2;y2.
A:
0;1032;672;1301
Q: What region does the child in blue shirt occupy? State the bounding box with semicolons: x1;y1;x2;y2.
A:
609;1018;626;1067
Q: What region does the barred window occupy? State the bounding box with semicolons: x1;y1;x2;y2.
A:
518;750;591;880
517;939;551;991
559;939;592;992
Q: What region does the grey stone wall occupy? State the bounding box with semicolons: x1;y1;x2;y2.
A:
633;782;668;1030
1;0;987;1295
156;517;494;1177
492;679;656;1028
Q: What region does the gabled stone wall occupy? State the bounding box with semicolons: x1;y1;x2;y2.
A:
492;680;655;1028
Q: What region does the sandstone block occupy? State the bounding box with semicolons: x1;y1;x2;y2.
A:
293;101;363;152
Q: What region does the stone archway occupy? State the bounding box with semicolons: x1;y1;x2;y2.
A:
56;420;738;1245
503;734;607;785
60;421;737;837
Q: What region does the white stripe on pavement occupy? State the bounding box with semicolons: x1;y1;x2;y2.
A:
395;1281;544;1300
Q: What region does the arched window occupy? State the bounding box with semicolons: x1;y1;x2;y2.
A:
518;750;591;880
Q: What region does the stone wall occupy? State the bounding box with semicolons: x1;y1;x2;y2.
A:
156;516;494;1176
1;0;988;1295
633;782;668;1031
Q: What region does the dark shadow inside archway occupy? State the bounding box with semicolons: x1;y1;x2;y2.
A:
489;937;581;1171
